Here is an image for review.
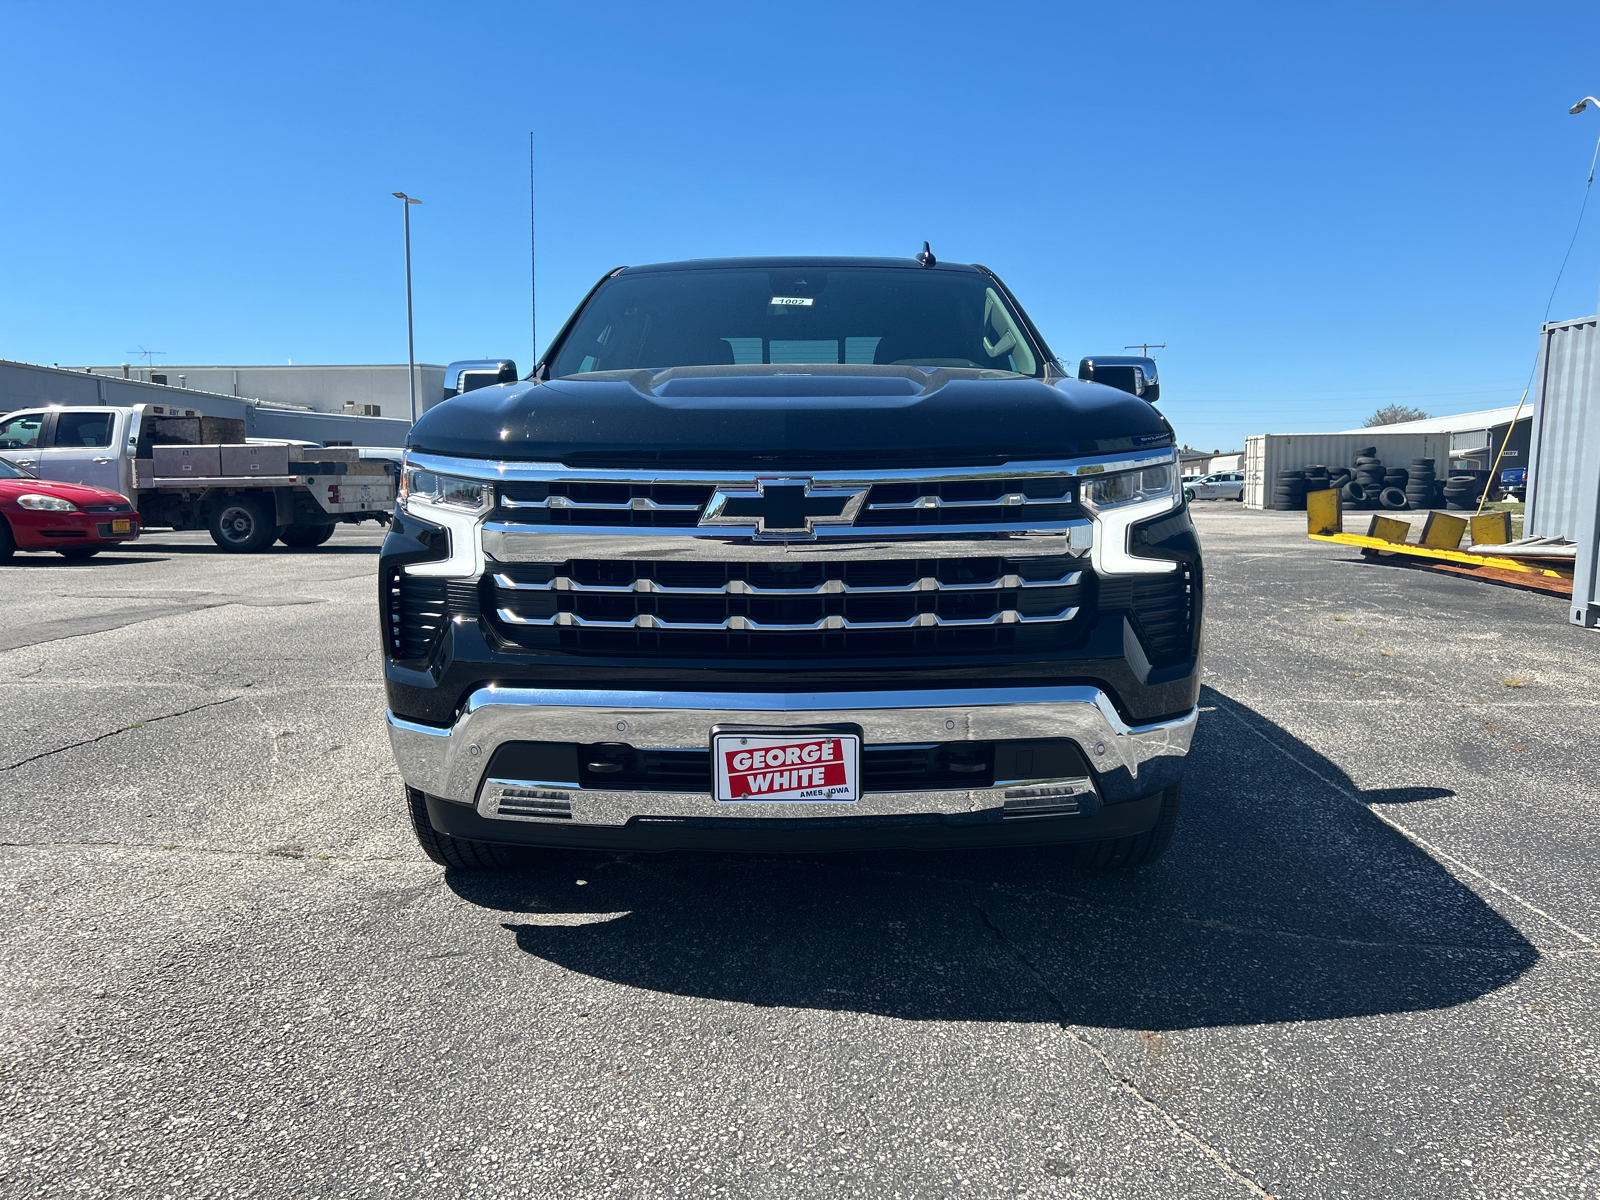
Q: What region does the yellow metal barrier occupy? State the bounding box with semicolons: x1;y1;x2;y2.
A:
1469;511;1512;546
1365;515;1411;544
1306;494;1571;596
1419;511;1468;549
1306;488;1342;536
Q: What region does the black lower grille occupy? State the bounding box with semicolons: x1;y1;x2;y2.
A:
387;571;448;660
527;738;1091;793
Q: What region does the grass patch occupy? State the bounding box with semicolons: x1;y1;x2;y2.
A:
1499;674;1532;688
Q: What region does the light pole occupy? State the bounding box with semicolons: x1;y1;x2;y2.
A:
1569;99;1600;315
391;191;423;423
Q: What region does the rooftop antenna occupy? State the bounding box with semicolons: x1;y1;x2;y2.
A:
125;346;166;367
1124;342;1166;356
916;241;936;268
537;131;544;371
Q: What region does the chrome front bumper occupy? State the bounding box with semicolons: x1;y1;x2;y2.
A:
387;686;1196;827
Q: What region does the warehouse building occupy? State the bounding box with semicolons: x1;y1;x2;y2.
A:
0;359;411;447
68;363;449;417
1336;406;1531;473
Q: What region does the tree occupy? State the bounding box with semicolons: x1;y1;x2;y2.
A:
1364;405;1429;427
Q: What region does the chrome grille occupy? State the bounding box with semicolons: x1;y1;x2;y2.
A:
857;476;1079;527
488;556;1086;654
398;448;1186;664
497;482;715;528
494;475;1081;532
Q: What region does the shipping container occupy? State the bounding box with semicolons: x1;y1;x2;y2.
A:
1526;316;1600;541
1528;316;1600;627
1243;432;1450;509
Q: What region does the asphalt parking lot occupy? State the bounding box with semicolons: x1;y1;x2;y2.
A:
1;508;1596;1199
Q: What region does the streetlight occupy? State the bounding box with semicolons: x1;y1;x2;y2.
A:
1570;100;1600;319
392;191;423;423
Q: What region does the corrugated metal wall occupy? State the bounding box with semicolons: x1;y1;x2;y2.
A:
1526;317;1600;540
0;359;409;447
1243;432;1448;508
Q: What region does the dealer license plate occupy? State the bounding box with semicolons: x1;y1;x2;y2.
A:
712;729;861;803
111;519;131;533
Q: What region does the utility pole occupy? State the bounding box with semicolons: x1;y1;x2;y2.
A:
1124;342;1166;356
391;191;423;422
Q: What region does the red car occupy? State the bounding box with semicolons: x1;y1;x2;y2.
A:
0;456;141;560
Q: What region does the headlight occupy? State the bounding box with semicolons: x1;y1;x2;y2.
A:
396;457;492;579
399;463;492;515
1080;463;1176;510
17;493;78;512
1080;460;1180;577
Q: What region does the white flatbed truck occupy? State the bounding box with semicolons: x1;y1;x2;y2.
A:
0;402;396;551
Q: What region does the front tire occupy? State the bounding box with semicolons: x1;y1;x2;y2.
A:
0;518;14;561
1060;783;1182;869
279;522;336;548
208;496;278;553
407;787;526;870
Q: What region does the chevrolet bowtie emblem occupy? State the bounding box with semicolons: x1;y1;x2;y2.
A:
699;477;868;538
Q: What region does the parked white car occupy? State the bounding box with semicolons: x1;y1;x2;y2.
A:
1184;472;1245;501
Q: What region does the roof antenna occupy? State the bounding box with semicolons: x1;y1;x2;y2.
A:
916;240;936;268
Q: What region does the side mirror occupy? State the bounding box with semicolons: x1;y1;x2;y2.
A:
443;358;519;399
1078;355;1160;403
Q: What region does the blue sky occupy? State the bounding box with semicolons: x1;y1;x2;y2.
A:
4;1;1600;451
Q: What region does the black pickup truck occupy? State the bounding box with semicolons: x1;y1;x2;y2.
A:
381;255;1201;869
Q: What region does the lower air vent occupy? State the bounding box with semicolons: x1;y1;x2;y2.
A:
492;784;573;820
386;570;449;660
1129;564;1195;666
1001;781;1092;818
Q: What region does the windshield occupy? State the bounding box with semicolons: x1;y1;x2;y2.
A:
550;267;1045;378
0;456;37;480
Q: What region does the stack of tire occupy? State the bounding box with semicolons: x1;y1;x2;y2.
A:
1352;454;1385;509
1274;469;1308;511
1302;464;1331;495
1379;466;1409;511
1442;473;1483;510
1405;459;1437;511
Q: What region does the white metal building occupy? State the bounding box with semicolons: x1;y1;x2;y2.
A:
68;363;449;418
1243;406;1531;509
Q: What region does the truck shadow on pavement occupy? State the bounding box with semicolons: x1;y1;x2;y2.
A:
447;687;1538;1031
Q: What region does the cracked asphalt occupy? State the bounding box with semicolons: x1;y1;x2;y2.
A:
1;509;1597;1198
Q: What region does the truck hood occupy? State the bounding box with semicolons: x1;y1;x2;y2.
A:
406;365;1172;468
